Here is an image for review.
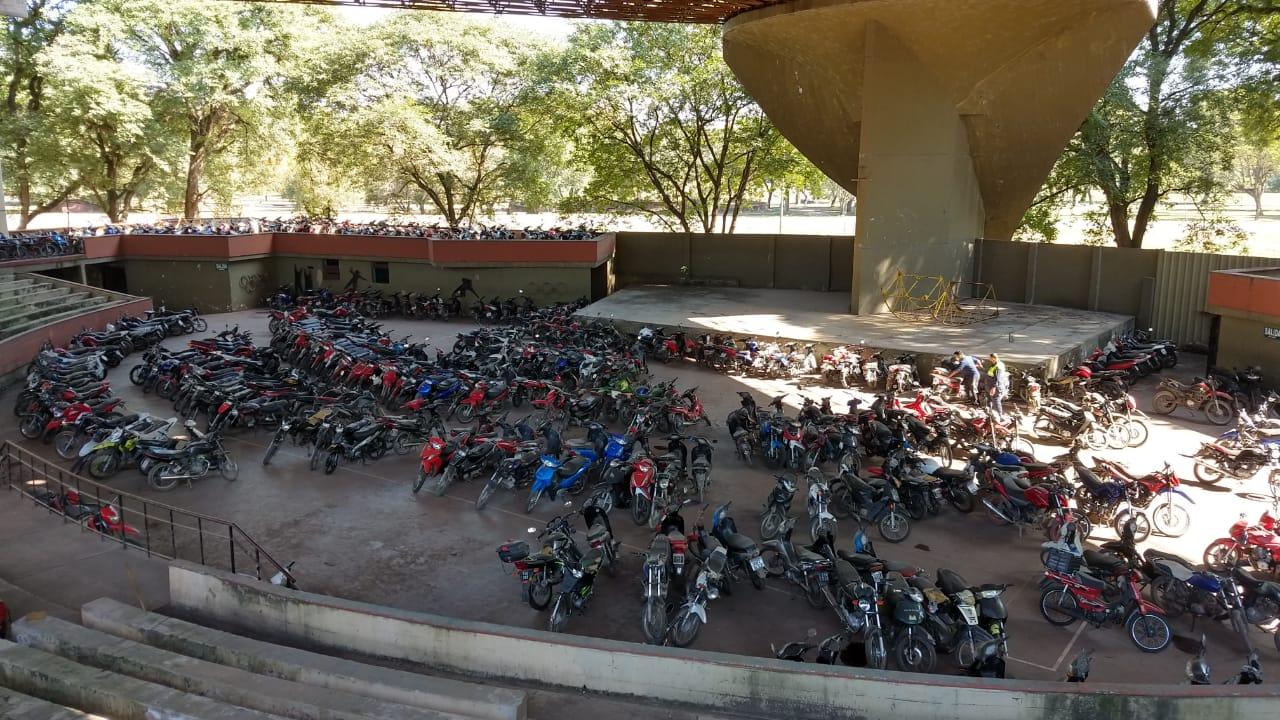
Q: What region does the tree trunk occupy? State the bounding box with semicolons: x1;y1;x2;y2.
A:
765;188;774;208
184;131;207;219
1250;188;1263;219
1107;200;1135;248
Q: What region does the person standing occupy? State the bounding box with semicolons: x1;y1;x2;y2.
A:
986;353;1009;419
949;351;982;404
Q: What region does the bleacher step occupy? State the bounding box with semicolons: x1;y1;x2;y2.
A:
0;686;93;720
13;613;459;720
0;638;282;720
82;598;526;720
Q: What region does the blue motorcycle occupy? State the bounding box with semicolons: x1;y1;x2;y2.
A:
527;428;600;513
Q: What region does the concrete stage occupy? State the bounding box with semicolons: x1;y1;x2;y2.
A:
578;285;1133;374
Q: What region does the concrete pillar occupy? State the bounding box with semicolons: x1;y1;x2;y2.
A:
77;263;88;286
851;22;982;314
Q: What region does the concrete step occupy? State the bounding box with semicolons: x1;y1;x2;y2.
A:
0;638;283;720
0;687;93;720
0;298;111;339
0;277;40;298
13;613;460;720
82;598;526;720
0;286;71;315
0;289;83;325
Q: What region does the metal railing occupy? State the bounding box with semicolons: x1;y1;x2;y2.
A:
0;441;293;585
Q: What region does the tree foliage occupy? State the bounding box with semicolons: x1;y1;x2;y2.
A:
541;24;790;233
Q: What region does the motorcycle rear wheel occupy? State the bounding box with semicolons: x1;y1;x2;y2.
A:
18;414;45;439
981;491;1012;526
1148;576;1188;618
829;484;855;519
891;632;937;673
903;492;926;520
1039;588;1080;627
1192;461;1224;484
946;486;974;513
1115;512;1150;543
53;431;80;460
1151;391;1178;415
1105;425;1130;450
529;579;552;610
1125;418;1149;447
148;463;180;491
669;607;703;647
760;507;784;539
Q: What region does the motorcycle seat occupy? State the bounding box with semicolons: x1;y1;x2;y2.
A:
646;535;670;564
1083;550;1126;576
1076;572;1107;590
999;473;1031;494
587;521;611;545
580;548;605;575
557;455;589;478
1257;427;1280;439
932;468;969;481
936;568;970;596
1150;557;1196;582
796;547;827;564
721;532;756;553
144;447;182;457
838;550;878;568
484;383;508;398
1021;462;1052;472
834;560;862;587
1232;566;1273;591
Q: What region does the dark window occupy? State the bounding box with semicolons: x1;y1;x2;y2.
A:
323;258;340;280
373;262;390;285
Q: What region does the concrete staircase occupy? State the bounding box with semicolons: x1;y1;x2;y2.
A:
0;599;526;720
0;271;110;339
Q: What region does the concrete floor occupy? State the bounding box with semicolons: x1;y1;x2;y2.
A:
577;285;1133;373
0;308;1275;690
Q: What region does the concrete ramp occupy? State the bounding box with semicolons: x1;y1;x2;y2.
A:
0;687;93;720
81;598;525;720
13;613;459;720
0;638;282;720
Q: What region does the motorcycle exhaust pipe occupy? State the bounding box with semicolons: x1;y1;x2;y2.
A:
980;497;1017;524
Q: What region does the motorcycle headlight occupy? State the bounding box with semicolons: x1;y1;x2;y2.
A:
858;599;871;612
708;585;720;600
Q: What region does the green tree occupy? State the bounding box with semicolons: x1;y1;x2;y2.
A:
1;0;78;229
75;0;301;219
40;5;179;222
293;14;547;225
546;23;785;233
1023;0;1280;247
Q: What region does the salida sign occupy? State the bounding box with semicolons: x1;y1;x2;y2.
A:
1265;327;1280;341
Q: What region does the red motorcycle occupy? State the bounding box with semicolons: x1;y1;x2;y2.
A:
1092;458;1194;537
898;390;952;422
83;495;142;543
453;380;511;423
412;429;465;493
662;387;712;431
1039;556;1172;652
1204;510;1280;574
37;398;127;443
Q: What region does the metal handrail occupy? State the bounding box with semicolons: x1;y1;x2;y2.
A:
0;441;293;585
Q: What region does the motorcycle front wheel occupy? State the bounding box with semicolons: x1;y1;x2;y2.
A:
953;627;996;669
1203;540;1241;572
475;476;500;511
1202;398;1233;426
220;457;239;481
548;595;571;633
1039;588;1080;627
891;631;937;673
54;431;80;460
642;597;667;644
1151;502;1191;537
433;466;457;497
412;468;429;495
760;507;784;539
525;488;544;514
864;629;888;670
630;495;650;526
1126;611;1172;652
668;607;703;647
324;451;341;475
877;511;911;543
1126;418;1150;447
88;451;120;480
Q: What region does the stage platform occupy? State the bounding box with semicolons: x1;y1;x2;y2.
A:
578;285;1133;374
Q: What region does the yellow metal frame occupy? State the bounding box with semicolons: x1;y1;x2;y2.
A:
881;271;999;325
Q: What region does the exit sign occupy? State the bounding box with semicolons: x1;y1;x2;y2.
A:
1266;327;1280;341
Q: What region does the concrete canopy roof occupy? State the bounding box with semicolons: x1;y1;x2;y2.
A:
722;0;1157;239
224;0;785;23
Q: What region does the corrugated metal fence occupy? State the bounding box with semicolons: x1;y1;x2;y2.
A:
1151;251;1280;347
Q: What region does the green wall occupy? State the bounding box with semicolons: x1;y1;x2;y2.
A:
122;259;231;314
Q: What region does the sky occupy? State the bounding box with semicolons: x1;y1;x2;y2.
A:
332;4;586;40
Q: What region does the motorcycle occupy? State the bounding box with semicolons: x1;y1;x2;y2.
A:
759;474;796;540
758;517;833;609
1040;549;1172;652
688;436;713;502
144;429;238;491
667;535;729;647
1151;376;1234;426
710;502;766;590
1204;509;1280;574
